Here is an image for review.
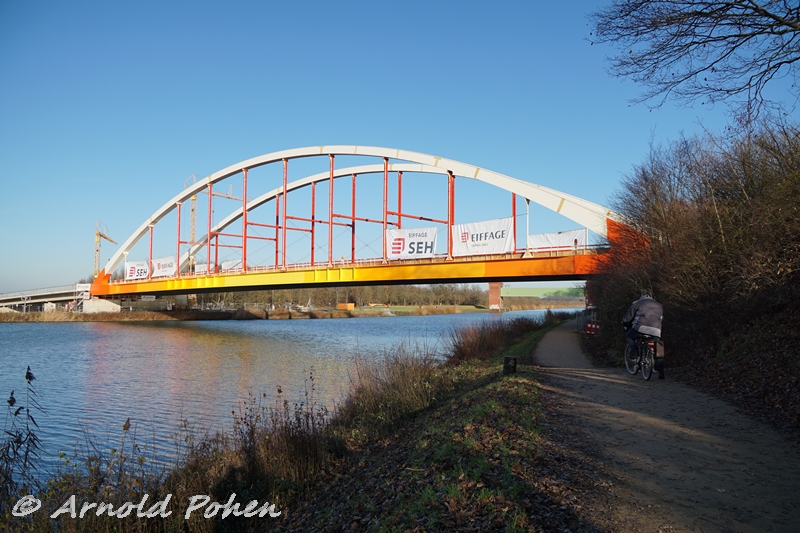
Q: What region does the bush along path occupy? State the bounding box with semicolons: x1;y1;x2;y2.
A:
533;320;800;533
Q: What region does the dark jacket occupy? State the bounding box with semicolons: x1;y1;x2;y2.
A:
623;296;663;337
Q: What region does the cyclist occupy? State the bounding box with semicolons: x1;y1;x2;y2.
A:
622;288;664;378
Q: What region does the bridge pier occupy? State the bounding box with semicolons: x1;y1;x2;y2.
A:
488;282;503;311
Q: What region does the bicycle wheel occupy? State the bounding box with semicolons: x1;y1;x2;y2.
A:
641;343;654;381
624;344;639;375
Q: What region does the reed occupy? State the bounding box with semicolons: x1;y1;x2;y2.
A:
1;366;45;511
446;310;573;364
331;341;446;442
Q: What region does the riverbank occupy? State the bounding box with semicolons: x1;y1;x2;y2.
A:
1;313;578;532
0;300;584;322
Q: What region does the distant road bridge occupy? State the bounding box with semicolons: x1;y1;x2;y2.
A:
0;285;86;312
79;146;624;299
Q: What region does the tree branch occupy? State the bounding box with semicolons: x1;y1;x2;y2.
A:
590;0;800;114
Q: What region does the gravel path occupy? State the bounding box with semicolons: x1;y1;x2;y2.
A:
532;320;800;533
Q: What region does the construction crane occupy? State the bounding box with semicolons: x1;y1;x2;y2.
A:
94;221;116;278
183;174;242;266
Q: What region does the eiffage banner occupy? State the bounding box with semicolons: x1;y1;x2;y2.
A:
451;217;514;257
151;256;176;278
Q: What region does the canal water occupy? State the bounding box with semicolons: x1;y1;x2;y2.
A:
0;309;571;472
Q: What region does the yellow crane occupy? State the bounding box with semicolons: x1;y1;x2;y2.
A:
94;221;116;278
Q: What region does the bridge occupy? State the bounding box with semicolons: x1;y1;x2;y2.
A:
3;146;626;309
89;146;625;299
0;284;88;312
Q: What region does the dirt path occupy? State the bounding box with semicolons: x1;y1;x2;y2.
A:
531;320;800;533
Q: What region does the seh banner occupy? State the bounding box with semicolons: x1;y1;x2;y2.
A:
151;256;176;278
452;217;514;257
386;227;438;259
125;261;149;280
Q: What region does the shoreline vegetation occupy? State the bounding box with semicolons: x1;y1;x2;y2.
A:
0;299;584;323
1;311;578;532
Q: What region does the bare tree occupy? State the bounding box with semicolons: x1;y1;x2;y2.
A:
590;1;800;116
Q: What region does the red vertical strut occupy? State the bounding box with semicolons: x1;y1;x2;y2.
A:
242;168;248;271
282;159;288;270
214;234;219;273
275;193;280;268
447;171;455;260
450;172;455;230
351;173;356;264
311;182;316;266
397;171;402;229
328;155;334;267
512;192;517;253
382;157;388;263
148;225;154;280
176;202;181;278
207;183;213;273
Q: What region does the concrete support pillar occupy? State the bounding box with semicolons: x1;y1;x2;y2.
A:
488;282;503;310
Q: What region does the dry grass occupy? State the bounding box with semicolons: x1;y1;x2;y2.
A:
446;310;571;364
331;344;446;443
503;299;584;311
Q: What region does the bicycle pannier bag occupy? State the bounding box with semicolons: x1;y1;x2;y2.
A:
655;340;665;359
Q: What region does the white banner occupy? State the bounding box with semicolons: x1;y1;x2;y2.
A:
451;217;514;257
386;227;438;259
75;283;91;300
220;259;243;271
125;261;150;280
194;263;210;275
151;256;176;278
527;228;587;251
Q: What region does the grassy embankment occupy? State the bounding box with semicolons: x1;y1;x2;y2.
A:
1;312;580;532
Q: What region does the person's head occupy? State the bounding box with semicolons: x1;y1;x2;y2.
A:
640;288;653;298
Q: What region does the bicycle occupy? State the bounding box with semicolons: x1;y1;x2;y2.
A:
624;334;659;380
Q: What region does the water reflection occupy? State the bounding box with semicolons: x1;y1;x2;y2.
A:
0;309;569;469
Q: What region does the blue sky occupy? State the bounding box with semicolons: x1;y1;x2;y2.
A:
0;0;779;293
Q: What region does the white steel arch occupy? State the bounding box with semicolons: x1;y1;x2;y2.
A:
102;146;619;276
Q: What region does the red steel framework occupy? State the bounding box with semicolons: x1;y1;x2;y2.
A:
176;202;182;278
148;225;154;280
172;156;527;276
